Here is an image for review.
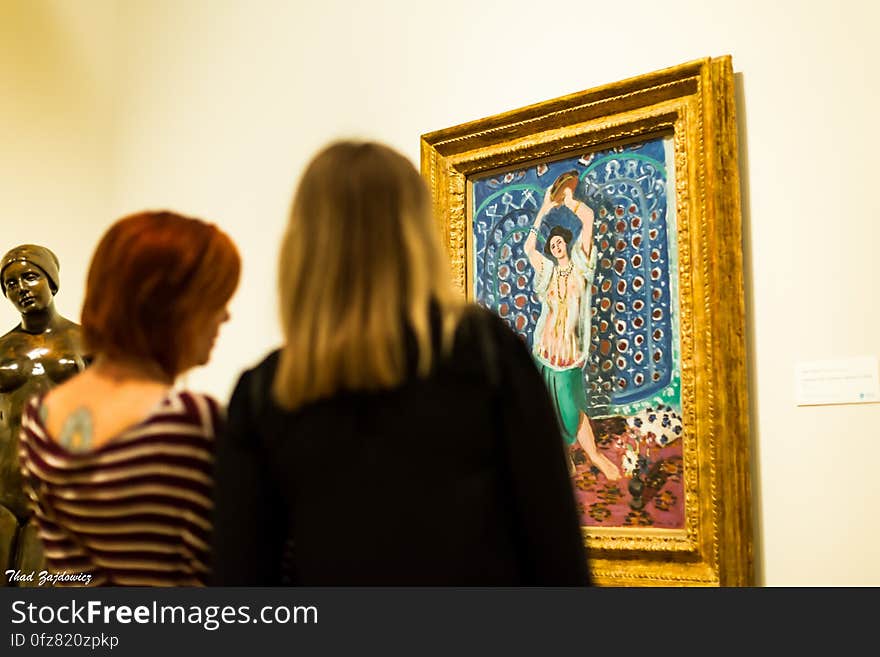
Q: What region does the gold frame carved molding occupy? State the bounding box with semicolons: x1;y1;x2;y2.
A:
421;57;753;586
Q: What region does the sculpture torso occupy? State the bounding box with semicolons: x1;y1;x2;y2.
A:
0;319;86;518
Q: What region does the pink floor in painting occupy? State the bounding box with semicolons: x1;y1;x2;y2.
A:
569;440;685;528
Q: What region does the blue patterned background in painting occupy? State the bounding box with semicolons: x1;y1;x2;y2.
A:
471;138;680;416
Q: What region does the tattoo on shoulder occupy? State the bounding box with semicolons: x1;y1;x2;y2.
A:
58;407;94;453
38;401;49;423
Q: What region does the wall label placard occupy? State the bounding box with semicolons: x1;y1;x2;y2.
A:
795;356;879;406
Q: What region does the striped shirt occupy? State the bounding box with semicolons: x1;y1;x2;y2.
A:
18;390;221;586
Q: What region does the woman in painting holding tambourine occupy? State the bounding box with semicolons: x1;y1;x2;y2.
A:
524;171;621;482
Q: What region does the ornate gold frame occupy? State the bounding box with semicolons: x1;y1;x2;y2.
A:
421;56;752;586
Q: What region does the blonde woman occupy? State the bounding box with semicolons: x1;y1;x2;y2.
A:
524;171;621;482
212;141;589;585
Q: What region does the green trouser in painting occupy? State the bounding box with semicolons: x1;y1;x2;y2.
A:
536;360;587;446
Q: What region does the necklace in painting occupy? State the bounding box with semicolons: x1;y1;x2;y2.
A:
556;263;573;302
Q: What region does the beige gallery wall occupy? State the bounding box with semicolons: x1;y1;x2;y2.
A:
0;0;116;330
2;0;878;585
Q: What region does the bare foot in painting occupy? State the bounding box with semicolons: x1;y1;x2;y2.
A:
591;452;621;482
575;415;622;482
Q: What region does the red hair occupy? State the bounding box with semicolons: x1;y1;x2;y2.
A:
81;211;241;378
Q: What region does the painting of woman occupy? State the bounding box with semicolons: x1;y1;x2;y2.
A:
471;138;685;528
523;171;621;482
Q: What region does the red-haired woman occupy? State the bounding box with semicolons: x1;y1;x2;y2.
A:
17;211;240;586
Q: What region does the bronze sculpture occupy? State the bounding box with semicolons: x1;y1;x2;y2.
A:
0;245;88;583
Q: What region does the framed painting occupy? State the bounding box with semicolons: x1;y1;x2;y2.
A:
421;56;753;586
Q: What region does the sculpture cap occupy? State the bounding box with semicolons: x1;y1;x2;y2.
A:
0;244;61;296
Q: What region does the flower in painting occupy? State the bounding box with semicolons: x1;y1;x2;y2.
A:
621;445;639;477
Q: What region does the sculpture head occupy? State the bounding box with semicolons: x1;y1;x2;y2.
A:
0;244;61;315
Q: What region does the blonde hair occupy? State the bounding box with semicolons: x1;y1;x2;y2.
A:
273;141;462;410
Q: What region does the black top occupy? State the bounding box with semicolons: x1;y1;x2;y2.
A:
211;305;589;586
